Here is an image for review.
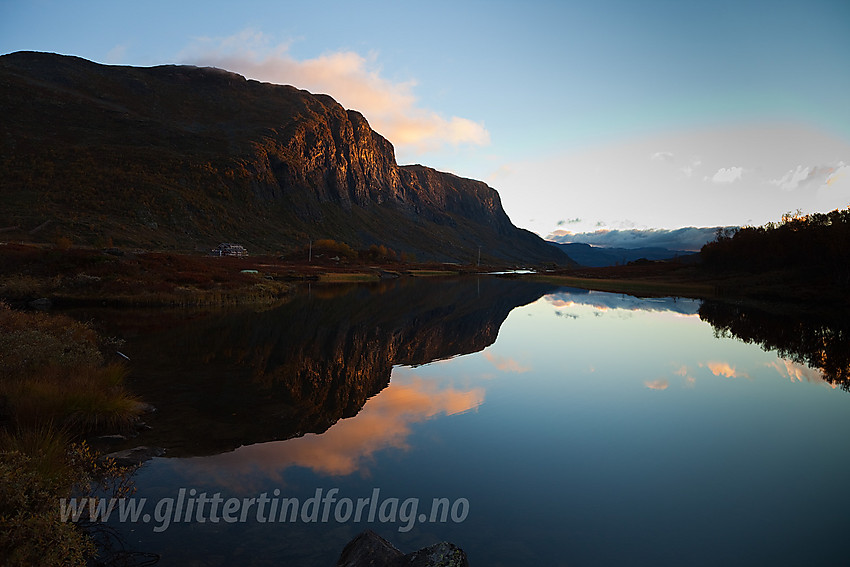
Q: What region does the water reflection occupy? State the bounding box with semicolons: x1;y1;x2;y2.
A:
114;277;556;456
174;374;484;486
699;300;850;390
546;287;702;315
96;284;850;566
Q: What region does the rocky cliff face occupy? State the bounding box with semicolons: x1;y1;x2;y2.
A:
0;51;570;265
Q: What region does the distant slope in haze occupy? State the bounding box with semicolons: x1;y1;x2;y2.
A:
550;242;695;267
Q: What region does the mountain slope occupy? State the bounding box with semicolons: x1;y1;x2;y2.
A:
0;51;570;265
550;242;696;267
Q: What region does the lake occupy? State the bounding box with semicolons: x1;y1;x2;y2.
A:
90;277;850;566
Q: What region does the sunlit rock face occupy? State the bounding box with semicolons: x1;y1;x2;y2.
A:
0;51;570;265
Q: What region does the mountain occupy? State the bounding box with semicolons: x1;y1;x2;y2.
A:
0;51;570;265
549;242;696;267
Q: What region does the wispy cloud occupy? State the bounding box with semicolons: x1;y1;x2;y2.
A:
710;166;744;184
644;379;669;390
770;161;846;191
178;30;490;156
484;351;530;373
651;151;674;162
105;44;128;64
556;218;582;226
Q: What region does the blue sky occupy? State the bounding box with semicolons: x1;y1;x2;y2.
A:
2;0;849;239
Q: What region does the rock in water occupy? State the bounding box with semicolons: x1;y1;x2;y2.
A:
336;530;403;567
101;446;165;467
336;531;470;567
393;542;469;567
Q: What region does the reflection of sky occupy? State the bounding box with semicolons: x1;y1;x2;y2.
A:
128;287;849;566
545;288;702;315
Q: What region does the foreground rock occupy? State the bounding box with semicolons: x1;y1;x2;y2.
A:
101;446;165;467
337;531;469;567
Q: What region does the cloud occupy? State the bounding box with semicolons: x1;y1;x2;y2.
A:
827;163;849;185
556;218;582;226
701;361;748;379
651;151;674;162
711;166;744;184
770;161;846;191
105;44;128;64
546;226;732;251
681;159;701;177
178;30;490;156
644;379;669;390
484;351;530;373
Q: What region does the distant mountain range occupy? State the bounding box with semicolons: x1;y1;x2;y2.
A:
549;242;697;267
0;51;570;265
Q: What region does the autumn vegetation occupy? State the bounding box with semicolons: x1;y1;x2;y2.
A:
0;305;139;565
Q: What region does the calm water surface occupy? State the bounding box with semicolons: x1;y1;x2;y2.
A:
95;278;850;566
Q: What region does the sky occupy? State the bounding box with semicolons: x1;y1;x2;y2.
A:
2;0;849;244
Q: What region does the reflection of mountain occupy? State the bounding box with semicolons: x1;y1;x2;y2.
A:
546;288;702;315
699;300;850;390
115;278;555;456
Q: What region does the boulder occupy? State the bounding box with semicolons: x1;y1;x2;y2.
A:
336;531;469;567
101;446;165;467
28;297;52;310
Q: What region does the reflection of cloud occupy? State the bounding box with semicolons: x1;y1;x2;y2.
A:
644;379;669;390
484;351;530;373
179;30;490;155
179;377;484;483
673;364;697;387
768;358;831;387
545;291;701;315
701;361;748;378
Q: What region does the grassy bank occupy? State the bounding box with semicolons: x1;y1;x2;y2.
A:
520;261;850;311
0;305;140;566
514;262;717;299
526;274;716;298
0;243;495;307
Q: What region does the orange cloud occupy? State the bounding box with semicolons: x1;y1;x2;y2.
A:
767;359;830;387
644;379;669;390
202;376;485;479
701;361;748;379
179;30;490;156
484;351;530;373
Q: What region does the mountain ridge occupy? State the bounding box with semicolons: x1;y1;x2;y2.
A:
549;242;697;267
0;51;571;265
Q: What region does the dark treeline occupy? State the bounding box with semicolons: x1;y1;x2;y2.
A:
699;300;850;391
700;207;850;283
